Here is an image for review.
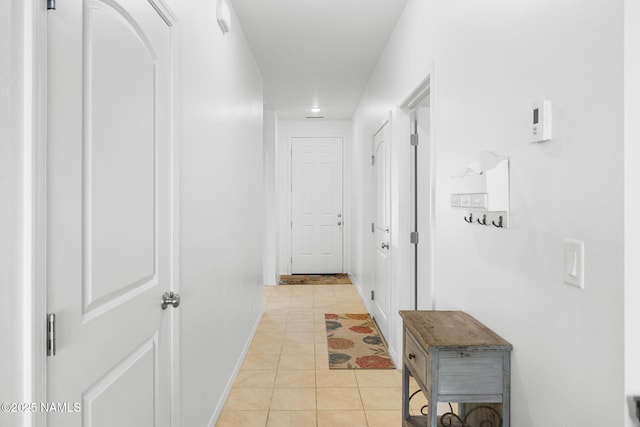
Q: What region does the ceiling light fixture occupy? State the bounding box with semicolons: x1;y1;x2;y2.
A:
310;107;321;114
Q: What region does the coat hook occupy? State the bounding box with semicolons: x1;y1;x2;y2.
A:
464;213;473;223
492;215;503;228
477;214;487;225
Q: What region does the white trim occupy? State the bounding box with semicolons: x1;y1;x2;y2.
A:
427;66;437;310
349;272;401;368
147;0;178;26
400;75;431;112
370;111;393;343
206;308;264;427
289;135;346;274
168;12;181;427
372;111;392;138
382;65;435;362
398;67;436;311
27;1;49;426
277;121;352;277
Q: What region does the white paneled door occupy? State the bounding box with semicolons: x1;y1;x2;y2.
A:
291;137;344;274
372;122;391;341
47;1;176;426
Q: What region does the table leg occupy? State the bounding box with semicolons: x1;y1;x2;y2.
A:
402;365;411;422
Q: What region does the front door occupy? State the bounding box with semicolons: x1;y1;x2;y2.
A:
291;137;344;274
47;1;176;425
372;122;391;340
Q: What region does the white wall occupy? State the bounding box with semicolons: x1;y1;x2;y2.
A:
351;0;626;425
625;0;640;424
1;1;263;426
276;120;352;276
0;2;25;425
172;1;264;425
263;111;279;285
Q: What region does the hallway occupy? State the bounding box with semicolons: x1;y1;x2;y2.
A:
216;285;424;427
2;0;639;426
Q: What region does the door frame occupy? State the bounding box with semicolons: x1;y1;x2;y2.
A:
399;73;436;311
369;114;391;312
289;136;345;274
24;3;49;425
279;129;349;276
369;112;392;339
25;3;181;426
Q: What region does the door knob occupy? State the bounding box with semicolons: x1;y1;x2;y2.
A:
161;291;181;310
381;242;389;249
337;213;342;218
338;221;342;226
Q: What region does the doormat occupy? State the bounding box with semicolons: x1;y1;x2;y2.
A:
324;313;395;369
279;274;352;285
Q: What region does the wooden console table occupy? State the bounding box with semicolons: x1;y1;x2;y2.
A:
399;311;512;427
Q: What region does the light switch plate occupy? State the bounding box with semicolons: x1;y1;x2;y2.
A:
563;239;584;289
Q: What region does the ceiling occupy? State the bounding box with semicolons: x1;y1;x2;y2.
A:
230;0;408;120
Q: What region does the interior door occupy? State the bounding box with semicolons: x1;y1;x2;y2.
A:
47;1;176;426
372;122;391;340
291;137;344;274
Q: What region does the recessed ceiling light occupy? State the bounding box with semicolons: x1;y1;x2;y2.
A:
310;107;321;114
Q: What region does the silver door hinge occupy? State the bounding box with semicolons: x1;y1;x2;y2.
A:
47;313;56;356
371;222;375;233
371;155;375;165
371;290;374;300
410;231;419;244
47;0;56;10
291;221;293;229
410;134;419;146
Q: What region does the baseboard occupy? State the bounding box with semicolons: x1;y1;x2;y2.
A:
206;307;264;427
349;273;402;368
263;273;281;286
388;343;400;368
349;273;372;313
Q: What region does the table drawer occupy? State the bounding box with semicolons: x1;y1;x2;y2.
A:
405;331;428;386
437;351;504;396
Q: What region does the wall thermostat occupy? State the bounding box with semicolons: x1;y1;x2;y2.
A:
531;100;552;143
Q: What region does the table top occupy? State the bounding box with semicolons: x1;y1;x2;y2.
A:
399;310;512;351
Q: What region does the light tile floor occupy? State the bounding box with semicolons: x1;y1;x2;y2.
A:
217;284;430;427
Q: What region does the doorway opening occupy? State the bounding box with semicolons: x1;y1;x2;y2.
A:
402;76;434;311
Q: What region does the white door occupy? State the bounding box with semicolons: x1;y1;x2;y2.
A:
291;137;343;274
372;123;391;340
47;1;176;426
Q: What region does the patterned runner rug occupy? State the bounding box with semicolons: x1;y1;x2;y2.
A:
324;313;395;369
279;274;352;285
